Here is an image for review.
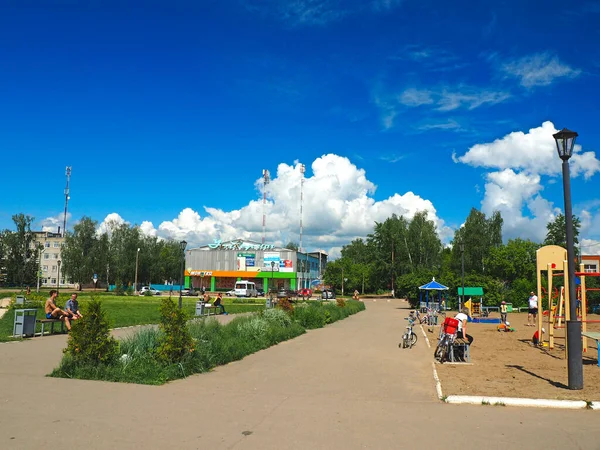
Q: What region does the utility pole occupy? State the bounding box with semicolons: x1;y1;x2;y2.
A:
460;243;465;312
63;166;72;237
262;169;270;244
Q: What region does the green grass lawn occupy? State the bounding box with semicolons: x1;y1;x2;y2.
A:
0;293;265;342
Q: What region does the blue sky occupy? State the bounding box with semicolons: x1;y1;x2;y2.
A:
2;0;600;256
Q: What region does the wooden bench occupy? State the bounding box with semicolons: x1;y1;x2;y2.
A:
582;331;600;367
36;318;65;336
449;338;471;363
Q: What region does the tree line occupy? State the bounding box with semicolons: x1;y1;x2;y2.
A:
323;209;597;309
0;214;183;290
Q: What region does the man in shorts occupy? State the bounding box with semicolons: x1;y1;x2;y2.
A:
44;290;72;331
527;291;538;326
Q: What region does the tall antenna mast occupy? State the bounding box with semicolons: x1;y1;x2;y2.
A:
262;169;270;244
299;164;305;253
63;166;72;237
299;164;305;290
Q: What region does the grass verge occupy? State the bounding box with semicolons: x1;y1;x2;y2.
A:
49;300;366;385
0;293;263;342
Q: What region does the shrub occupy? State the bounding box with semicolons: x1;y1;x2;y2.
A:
144;290;154;297
114;281;125;296
126;286;134;296
262;308;292;328
64;298;119;365
336;298;346;308
277;297;294;313
156;297;194;363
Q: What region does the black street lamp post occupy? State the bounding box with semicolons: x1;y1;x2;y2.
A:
460;243;465;312
271;261;275;292
57;259;62;294
178;240;187;309
553;127;583;390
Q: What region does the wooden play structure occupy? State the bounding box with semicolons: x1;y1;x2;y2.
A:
536;245;600;359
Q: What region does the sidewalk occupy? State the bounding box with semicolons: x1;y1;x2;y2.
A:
0;301;598;449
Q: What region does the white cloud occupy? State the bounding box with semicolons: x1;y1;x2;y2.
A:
244;0;403;27
126;154;452;256
456;121;600;180
458;122;600;244
398;88;434;107
480;169;558;241
581;239;600;255
97;213;128;236
39;212;72;233
501;52;581;88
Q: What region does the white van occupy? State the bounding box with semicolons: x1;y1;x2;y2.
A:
234;280;258;298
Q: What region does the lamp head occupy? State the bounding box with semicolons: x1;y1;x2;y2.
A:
553;128;578;161
179;240;187;251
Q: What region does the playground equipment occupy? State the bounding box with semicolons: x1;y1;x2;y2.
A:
458;287;484;317
418;278;448;312
536;245;600;357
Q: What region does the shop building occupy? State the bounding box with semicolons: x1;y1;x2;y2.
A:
184;239;328;292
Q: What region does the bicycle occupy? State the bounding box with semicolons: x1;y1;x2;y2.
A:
434;317;458;363
399;316;418;349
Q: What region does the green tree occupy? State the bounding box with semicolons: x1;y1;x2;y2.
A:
544;213;581;251
65;299;118;365
61;217;103;290
485;239;540;284
2;214;38;287
285;242;299;251
452;208;503;275
156;297;194;363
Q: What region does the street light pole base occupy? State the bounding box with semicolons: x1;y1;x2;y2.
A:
566;320;583;390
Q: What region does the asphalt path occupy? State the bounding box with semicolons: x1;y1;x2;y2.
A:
0;300;597;449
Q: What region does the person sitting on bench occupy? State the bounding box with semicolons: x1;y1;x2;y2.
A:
454;308;473;345
65;293;83;320
45;290;71;331
213;293;227;315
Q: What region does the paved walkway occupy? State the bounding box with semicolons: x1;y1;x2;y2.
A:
0;301;598;449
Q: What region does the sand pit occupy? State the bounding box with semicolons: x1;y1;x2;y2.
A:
434;311;600;401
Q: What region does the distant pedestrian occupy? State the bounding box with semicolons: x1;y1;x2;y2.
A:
500;301;508;324
527;291;538;326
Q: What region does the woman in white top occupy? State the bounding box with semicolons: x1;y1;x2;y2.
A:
454;309;473;345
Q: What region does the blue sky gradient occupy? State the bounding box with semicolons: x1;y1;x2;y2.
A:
2;0;600;255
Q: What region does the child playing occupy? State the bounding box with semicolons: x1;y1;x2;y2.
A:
532;328;545;345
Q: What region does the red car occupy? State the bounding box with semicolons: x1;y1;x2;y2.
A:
299;288;312;298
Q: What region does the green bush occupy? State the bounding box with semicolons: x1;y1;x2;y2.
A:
126;286;134;296
64;298;119;365
115;281;125;296
50;299;365;385
156;297;194;363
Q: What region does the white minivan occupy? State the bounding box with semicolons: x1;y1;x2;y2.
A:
234;280;258;298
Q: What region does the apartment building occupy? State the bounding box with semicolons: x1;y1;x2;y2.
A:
31;231;73;288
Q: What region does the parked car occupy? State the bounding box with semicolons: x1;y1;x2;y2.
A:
299;288;312;298
140;286;161;296
321;289;336;300
257;289;265;296
225;289;236;296
277;288;297;299
181;288;198;296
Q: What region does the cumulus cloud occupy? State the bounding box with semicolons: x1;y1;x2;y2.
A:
124;154;451;257
39;212;72;233
501;52;581;88
480;169;558;241
455;121;600;180
97;213;129;235
457;121;600;243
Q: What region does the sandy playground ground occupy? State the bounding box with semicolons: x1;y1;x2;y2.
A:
434;310;600;401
